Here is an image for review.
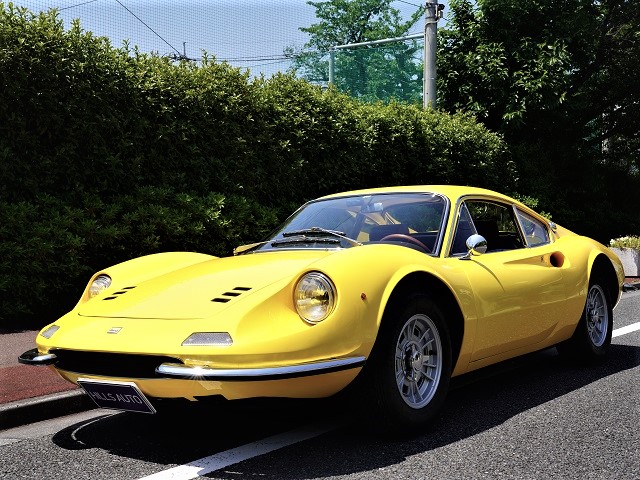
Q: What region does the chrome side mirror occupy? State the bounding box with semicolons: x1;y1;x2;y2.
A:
460;234;487;260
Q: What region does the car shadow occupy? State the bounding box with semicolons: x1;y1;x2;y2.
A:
51;344;640;477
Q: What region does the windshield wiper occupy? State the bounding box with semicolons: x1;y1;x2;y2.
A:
281;227;362;246
237;227;362;253
271;236;342;247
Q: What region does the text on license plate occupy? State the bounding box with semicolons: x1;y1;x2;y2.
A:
78;378;156;414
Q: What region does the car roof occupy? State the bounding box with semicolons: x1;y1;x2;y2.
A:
317;185;521;206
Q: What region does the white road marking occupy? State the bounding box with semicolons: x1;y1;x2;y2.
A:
612;322;640;338
131;321;638;480
137;422;338;480
0;410;108;446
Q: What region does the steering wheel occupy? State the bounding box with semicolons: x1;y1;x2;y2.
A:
379;234;431;253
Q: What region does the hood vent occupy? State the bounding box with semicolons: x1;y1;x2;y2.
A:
102;286;136;301
211;286;252;303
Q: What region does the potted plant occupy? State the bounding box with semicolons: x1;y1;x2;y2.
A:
610;236;640;277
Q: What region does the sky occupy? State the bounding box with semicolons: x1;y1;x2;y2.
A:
14;0;429;77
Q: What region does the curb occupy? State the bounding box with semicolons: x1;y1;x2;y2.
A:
0;389;96;431
623;283;639;292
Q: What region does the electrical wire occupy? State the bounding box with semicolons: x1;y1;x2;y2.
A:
243;58;293;69
50;0;425;66
394;0;423;8
219;54;290;62
55;0;185;59
113;0;181;56
58;0;102;11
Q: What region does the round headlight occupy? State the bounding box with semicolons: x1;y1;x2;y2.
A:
294;272;336;324
88;274;111;299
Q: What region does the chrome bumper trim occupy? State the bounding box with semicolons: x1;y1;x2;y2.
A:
18;348;58;365
156;356;366;380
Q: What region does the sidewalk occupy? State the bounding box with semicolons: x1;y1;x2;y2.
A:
1;278;639;431
0;330;94;430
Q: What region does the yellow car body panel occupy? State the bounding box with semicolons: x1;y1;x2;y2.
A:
52;367;361;401
23;185;624;414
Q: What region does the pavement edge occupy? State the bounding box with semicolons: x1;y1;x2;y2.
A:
0;390;96;431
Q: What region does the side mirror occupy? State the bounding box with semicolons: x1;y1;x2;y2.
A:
460;234;487;260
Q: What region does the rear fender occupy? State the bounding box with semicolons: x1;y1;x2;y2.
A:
587;249;624;308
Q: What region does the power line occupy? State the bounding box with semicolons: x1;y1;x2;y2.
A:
113;0;181;56
58;0;102;11
54;0;187;60
394;0;423;8
51;1;424;70
219;54;290;62
244;58;292;69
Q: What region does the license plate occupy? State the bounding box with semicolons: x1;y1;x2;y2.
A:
78;378;156;414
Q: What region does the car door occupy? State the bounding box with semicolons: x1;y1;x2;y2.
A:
449;199;569;362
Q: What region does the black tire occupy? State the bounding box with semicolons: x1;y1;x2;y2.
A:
558;277;613;361
362;294;452;432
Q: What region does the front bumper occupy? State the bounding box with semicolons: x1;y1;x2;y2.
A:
156;356;365;380
19;348;366;401
18;348;57;365
19;347;365;381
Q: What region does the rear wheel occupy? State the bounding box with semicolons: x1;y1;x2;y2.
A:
364;295;452;431
558;277;613;361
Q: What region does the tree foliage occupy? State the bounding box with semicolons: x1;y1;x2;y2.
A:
0;4;510;327
438;0;640;239
286;0;425;102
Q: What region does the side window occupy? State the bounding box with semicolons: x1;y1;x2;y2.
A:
464;200;526;252
516;210;550;247
451;203;477;255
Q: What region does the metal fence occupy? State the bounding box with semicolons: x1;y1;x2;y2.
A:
14;1;426;105
329;34;424;105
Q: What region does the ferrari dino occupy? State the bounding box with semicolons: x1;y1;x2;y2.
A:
20;186;624;428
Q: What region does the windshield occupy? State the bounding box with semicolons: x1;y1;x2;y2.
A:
252;192;448;254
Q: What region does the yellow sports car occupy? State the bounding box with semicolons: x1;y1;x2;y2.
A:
20;186;624;428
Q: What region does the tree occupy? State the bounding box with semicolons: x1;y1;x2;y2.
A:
286;0;425;102
437;0;640;240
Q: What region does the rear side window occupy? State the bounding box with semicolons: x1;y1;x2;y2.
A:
515;210;550;247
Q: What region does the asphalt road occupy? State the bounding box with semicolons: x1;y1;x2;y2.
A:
1;291;639;480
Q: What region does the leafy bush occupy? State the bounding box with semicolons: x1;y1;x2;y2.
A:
0;188;278;325
610;236;640;250
0;5;512;327
258;75;514;201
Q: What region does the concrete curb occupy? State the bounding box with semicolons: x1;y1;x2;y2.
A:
0;389;96;431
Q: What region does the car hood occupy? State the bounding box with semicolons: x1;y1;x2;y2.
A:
77;250;333;320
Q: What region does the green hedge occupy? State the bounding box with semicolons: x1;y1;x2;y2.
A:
0;188;279;324
0;4;513;327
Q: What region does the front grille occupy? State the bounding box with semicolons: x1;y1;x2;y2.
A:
52;349;183;378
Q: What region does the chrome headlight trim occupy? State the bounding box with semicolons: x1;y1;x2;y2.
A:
88;274;112;299
294;272;336;324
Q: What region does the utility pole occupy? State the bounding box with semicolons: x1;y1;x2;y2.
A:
423;3;444;109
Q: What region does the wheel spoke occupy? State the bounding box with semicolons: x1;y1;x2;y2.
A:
585;284;609;347
394;313;443;409
395;368;405;388
410;381;420;403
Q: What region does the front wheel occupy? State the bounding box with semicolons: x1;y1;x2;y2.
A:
364;295;452;431
558;278;613;361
